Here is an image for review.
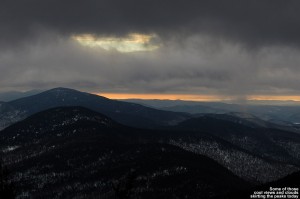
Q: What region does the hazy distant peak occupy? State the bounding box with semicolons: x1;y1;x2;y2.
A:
46;87;84;95
44;87;107;99
0;90;43;102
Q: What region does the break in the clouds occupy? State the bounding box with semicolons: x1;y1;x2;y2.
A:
1;0;300;98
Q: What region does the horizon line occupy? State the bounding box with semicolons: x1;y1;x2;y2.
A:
95;93;300;103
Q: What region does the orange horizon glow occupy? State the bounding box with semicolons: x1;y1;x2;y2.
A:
94;93;300;102
247;95;300;101
97;93;226;101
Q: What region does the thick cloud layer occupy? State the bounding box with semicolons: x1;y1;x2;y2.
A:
1;0;300;98
1;35;300;96
1;0;300;47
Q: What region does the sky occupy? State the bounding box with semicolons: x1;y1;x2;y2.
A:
1;0;300;101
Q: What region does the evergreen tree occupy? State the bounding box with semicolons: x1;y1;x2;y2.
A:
0;158;16;199
112;170;137;199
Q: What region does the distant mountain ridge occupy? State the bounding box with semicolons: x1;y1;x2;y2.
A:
0;90;43;102
2;106;297;185
0;106;123;145
1;105;299;198
0;106;250;198
0;101;26;131
123;99;300;130
175;115;300;167
0;87;190;130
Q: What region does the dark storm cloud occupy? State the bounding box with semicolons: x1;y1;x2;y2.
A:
1;0;300;98
1;0;300;47
2;36;300;96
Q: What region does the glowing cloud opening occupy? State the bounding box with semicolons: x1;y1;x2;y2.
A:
72;33;160;53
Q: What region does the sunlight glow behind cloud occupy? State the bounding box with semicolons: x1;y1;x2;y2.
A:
97;93;300;103
97;93;237;102
72;33;160;53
